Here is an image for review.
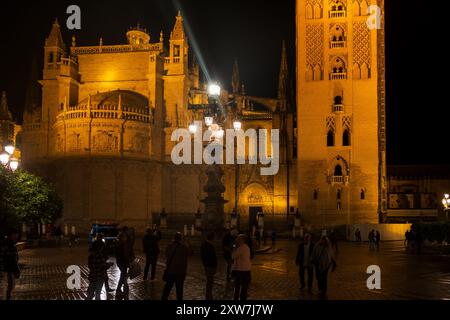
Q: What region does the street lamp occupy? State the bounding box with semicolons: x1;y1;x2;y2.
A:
442;194;450;219
1;143;19;171
208;83;221;98
4;144;15;155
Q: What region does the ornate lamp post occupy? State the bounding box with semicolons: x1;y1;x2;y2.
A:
187;83;242;235
1;142;19;172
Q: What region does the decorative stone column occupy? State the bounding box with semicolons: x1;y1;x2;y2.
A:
201;165;228;235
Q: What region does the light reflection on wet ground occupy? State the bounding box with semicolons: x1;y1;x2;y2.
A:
13;240;450;300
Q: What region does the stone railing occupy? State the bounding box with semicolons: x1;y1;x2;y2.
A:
58;105;152;123
71;43;162;55
330;72;347;80
330;40;346;49
333;104;344;113
329;10;346;18
328;175;350;185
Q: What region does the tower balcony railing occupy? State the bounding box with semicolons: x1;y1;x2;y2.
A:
330;72;347;80
332;104;344;113
173;57;181;63
329;10;346;18
330;41;346;49
165;58;171;64
57;105;152;123
328;175;350;185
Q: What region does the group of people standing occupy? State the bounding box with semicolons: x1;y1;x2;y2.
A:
295;234;337;299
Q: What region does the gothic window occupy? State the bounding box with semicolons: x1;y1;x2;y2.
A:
361;62;370;79
361;189;366;200
330;57;347;80
313;189;319;200
334;165;343;177
343;129;351;146
330;25;346;48
313;4;323;19
313;64;322;81
306;4;314;19
334;96;342;104
360;0;368;16
329;1;346;18
327;130;335;147
174;45;181;57
48;52;54;64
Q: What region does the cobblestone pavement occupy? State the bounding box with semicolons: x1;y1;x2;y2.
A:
10;240;450;300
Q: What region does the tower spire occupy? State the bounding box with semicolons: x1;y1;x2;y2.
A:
278;41;289;101
232;59;240;95
45;18;67;52
171;11;186;40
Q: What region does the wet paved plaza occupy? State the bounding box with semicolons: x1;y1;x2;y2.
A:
11;240;450;300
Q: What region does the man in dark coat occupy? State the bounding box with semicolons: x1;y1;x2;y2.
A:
201;232;218;300
86;237;108;300
115;229;134;300
0;229;20;300
161;232;189;301
296;233;315;292
143;228;160;281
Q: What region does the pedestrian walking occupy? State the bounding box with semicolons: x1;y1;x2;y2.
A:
0;229;20;300
296;233;315;293
86;237;108;300
201;232;218;300
232;234;252;301
222;229;234;280
355;228;362;242
143;228;160;281
91;233;114;293
368;230;376;251
311;236;335;299
115;228;134;300
375;231;381;251
161;232;189;301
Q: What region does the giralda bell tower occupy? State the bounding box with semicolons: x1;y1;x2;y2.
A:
296;0;387;226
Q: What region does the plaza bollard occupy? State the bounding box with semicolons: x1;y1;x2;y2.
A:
184;225;188;237
42;224;46;236
64;224;69;236
191;225;195;237
71;225;76;235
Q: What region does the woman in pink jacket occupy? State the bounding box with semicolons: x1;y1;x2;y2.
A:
232;234;252;300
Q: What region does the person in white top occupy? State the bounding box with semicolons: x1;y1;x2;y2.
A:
232;234;252;300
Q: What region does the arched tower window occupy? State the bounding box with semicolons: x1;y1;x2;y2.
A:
361;189;366;200
330;1;346;18
313;189;319;200
333;96;344;112
353;63;361;79
343;129;351;146
306;64;314;81
48;52;54;64
327;130;335;147
334;165;343;177
360;0;369;16
330;25;346;48
330;57;347;80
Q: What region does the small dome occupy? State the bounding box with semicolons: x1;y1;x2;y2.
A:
126;25;150;46
78;90;149;110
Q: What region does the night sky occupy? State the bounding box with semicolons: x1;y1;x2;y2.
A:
0;0;447;165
